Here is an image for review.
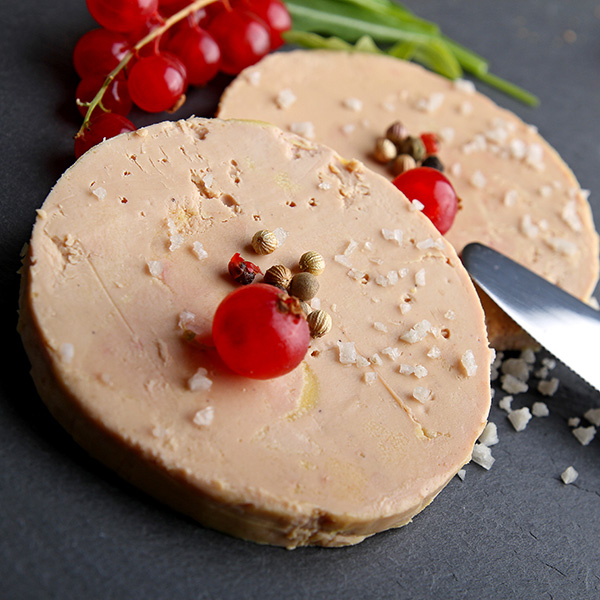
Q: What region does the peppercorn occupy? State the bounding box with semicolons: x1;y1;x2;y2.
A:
299;251;325;276
391;154;417;176
264;264;292;289
421;155;444;172
373;137;397;164
251;229;278;254
397;136;426;163
307;310;332;338
385;121;408;146
289;272;319;301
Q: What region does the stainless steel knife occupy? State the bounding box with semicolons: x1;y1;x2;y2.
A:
461;242;600;392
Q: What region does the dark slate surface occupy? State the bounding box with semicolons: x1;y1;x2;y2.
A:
1;1;598;599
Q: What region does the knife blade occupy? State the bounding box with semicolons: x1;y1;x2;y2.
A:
461;242;600;392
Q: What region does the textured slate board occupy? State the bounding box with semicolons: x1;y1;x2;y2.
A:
1;1;598;599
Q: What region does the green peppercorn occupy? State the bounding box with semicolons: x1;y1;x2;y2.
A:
289;272;319;301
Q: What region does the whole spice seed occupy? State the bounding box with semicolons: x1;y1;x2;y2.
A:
392;153;417;176
264;264;293;289
251;229;278;254
228;252;262;285
307;309;332;338
397;136;426;162
289;271;320;300
299;251;326;276
421;155;444;172
373;137;397;164
385;121;408;146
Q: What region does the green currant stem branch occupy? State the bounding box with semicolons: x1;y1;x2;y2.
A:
76;0;221;139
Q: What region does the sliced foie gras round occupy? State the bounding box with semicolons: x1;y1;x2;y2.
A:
19;117;491;548
217;50;600;350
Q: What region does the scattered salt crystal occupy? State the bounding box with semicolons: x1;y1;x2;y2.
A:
561;466;578;485
520;348;536;364
439;127;455;142
373;321;387;332
546;236;577;256
370;353;383;366
147;260;163;278
459;101;473;116
289;121;315;139
520;214;539;239
398;267;409;278
584;408;600;426
508;407;532;432
415;268;426;287
469;170;487;189
334;254;353;268
310;297;321;310
193;406;214;427
572;425;596;446
444;310;456;320
453;78;475;94
410;199;425;212
192;241;208;260
416;91;445;113
381;346;401;361
509;138;527;160
275;88;296;109
456;469;466;481
178;310;196;329
542;357;556;369
461;350;478;377
399;364;414;376
478;422;499;447
399;301;412;314
347;268;366;281
499;395;513;413
501;358;531;382
538;377;559;397
427;345;441;359
416;238;436;250
91;186;106;200
381;228;403;244
501;373;529;395
503;189;518;206
167;218;184;251
272;227;288;246
401;320;432;344
59;343;74;363
364;372;377;385
414;365;428;378
567;417;581;428
449;162;462;177
337;341;357;364
188;368;213;391
317;180;331;190
356;355;370;368
245;70;261;86
413;386;432;402
532;402;550;417
471;443;495;470
344;239;359;256
342;97;363;111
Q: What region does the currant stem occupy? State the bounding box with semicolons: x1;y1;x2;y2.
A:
76;0;221;139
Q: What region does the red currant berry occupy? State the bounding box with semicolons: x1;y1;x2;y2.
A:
76;76;132;118
420;132;439;155
167;27;221;86
235;0;291;49
212;284;310;379
74;112;136;158
127;52;187;113
208;10;271;75
73;28;131;78
392;167;458;235
86;0;159;33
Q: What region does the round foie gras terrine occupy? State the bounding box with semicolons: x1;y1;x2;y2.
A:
217;50;600;350
18;117;491;549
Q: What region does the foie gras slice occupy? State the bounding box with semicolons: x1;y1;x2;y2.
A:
217;50;600;350
18;117;491;548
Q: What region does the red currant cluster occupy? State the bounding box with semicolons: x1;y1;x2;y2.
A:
73;0;291;157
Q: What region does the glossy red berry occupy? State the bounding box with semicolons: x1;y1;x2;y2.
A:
228;253;262;285
73;28;131;78
392;166;458;235
74;112;136;158
208;10;271;74
76;76;132;117
212;284;310;379
86;0;159;33
127;52;187;112
420;132;439;155
167;26;221;85
235;0;292;48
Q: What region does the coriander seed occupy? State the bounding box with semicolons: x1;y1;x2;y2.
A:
307;310;332;338
299;251;325;276
392;154;417;176
251;229;278;254
373;137;397;164
289;272;319;301
264;264;292;289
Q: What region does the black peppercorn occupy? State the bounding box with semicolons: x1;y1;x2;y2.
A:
421;155;444;172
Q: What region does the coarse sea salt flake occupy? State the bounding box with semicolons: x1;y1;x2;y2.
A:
572;425;596;446
538;377;559;397
272;227;288;246
453;78;475;94
337;341;357;364
456;469;466;481
193;406;214;427
508;407;532;432
478;422;499;447
415;268;426;287
275;88;296;109
502;357;531;382
401;320;431;344
381;346;401;361
192;241;208;260
92;186;107;200
568;417;581;428
499;395;513;413
188;368;213;391
342;97;363;112
471;443;495;470
59;343;74;363
461;350;477;377
561;466;578;485
532;402;550;417
410;199;425;212
413;386;432;402
469;170;487;189
289;121;315;139
373;321;387;332
501;373;528;395
399;301;412;314
381;228;403;245
584;408;600;426
178;310;196;329
427;345;441;359
147;260;163;278
364;372;377;385
370;353;383;366
334;254;353;268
